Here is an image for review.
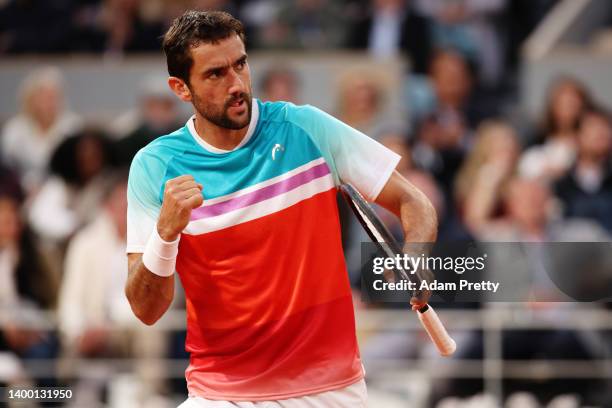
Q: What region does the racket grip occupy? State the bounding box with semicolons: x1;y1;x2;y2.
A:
417;305;456;356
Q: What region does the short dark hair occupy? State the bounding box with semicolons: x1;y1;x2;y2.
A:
578;106;611;130
162;10;246;84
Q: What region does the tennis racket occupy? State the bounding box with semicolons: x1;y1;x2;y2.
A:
340;183;456;357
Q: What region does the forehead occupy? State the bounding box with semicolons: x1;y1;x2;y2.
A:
582;114;611;130
190;35;246;69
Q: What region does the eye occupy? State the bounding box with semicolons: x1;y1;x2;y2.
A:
236;59;247;70
208;69;223;79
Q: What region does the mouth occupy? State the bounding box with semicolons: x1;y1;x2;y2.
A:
228;96;247;112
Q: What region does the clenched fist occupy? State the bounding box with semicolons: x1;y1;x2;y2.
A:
157;175;203;241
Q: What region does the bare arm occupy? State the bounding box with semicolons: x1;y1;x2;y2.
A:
125;175;203;325
125;253;174;325
375;170;438;244
375;170;438;309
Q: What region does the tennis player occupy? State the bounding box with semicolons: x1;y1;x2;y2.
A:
125;10;437;408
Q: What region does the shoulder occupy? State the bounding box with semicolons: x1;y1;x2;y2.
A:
128;126;191;193
2;115;30;139
550;219;611;241
57;111;82;130
258;100;326;126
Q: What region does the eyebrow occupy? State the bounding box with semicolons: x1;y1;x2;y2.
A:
203;54;247;76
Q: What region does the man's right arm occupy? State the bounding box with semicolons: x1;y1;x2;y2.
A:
125;175;203;325
126;253;175;325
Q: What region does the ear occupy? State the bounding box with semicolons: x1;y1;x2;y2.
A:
168;76;192;103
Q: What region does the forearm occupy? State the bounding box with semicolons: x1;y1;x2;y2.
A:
376;171;438;306
125;175;202;325
125;256;174;325
376;171;438;246
399;186;438;246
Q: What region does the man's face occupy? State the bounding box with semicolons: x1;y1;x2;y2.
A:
431;52;471;108
506;179;550;228
579;114;612;158
186;35;252;130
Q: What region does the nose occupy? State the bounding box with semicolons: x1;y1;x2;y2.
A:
227;69;246;96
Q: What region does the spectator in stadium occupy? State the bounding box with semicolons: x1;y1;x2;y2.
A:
412;118;466;204
336;69;391;136
519;77;595;182
456;120;520;231
0;0;74;53
113;76;184;166
57;173;167;402
58;173;132;357
452;177;609;406
257;0;346;49
28;128;115;247
432;48;487;126
99;0;165;56
555;109;612;232
414;0;508;88
463;176;609;303
411;50;483;192
0;190;59;368
1;67;81;192
471;177;608;242
259;65;301;103
346;0;432;74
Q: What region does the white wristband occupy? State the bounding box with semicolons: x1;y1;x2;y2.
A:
142;228;180;277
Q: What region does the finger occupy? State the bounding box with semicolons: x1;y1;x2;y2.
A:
166;175;195;189
175;180;201;191
410;297;426;311
180;188;203;200
177;181;204;194
184;193;204;209
171;175;195;183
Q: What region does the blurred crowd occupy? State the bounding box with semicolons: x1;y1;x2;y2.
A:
0;0;556;70
0;0;611;407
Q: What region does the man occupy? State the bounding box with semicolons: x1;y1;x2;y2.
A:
125;10;437;407
555;109;612;232
114;76;184;166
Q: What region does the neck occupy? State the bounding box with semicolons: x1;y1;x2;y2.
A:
34;116;55;133
577;154;605;168
193;112;249;151
550;130;577;142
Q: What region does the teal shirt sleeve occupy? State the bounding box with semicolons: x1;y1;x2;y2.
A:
126;149;166;253
287;104;401;201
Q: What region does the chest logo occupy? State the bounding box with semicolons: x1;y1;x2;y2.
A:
271;143;284;160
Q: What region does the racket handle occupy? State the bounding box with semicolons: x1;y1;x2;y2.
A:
417;304;456;356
